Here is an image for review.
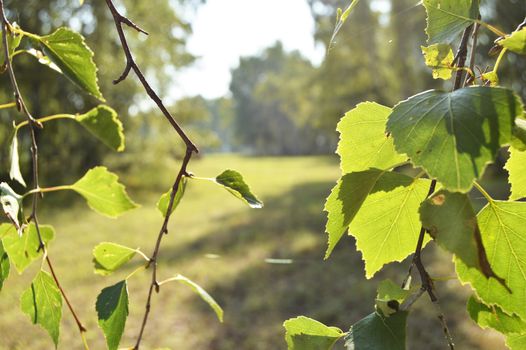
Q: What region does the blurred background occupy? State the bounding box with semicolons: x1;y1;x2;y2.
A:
0;0;525;349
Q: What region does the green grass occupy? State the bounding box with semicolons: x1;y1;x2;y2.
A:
0;155;508;349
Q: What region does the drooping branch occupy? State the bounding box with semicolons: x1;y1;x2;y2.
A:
0;0;88;346
103;1;199;348
403;24;475;350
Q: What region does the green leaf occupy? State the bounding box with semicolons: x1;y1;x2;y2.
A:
467;296;526;335
336;102;406;173
0;223;14;239
157;176;187;218
0;182;22;231
345;311;408;350
0;241;9;292
20;270;62;347
421;44;454;80
96;280;129;350
25;48;62;73
283;316;344;350
507;334;526;350
36;27;103;100
0;25;23;69
3;223;55;273
505;147;526;200
481;71;499;87
376;280;410;317
511;118;526;151
9;131;26;187
76;105;124;151
420;191;505;286
92;242;137;276
213;170;263;208
168;274;223;322
325;169;431;277
423;0;479;44
500;28;526;55
387;87;524;192
71;166;138;218
456;201;526;319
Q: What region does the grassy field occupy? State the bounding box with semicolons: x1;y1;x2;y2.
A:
0;154;509;349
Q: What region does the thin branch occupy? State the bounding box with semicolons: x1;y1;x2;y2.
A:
0;1;88;346
103;0;198;153
103;1;199;348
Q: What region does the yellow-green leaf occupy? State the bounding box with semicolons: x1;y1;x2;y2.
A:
3;223;55;274
76;105;124;152
336;102;406;173
92;242;138;276
157;176;187;218
421;44;454;80
456;201;526;319
500;28;526;55
284;316;344;350
20;270;62;347
423;0;479;44
37;27;104;100
71;167;138;218
505;147;526;200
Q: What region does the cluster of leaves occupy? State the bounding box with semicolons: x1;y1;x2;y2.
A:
0;6;263;350
284;1;526;349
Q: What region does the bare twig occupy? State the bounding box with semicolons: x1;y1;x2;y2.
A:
103;1;199;348
0;0;88;346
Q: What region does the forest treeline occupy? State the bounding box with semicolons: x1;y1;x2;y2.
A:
1;0;525;186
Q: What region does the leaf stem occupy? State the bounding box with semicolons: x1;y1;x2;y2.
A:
473;181;494;203
493;48;508;74
23;185;72;198
125;264;148;280
0;101;16;110
15;114;76;130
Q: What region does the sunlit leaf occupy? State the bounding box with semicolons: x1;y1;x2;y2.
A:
376;279;410;317
71;167;138;218
456;201;526;319
420;191;506;286
325;169;431;277
421;44;454;80
0;24;23;70
0;241;9;292
9;131;26;187
213;170;263;208
76;105;124;151
36;27;104;100
92;242;138;276
96;280;129;350
0;182;22;231
337;102;406;173
3;223;55;274
167;274;223;322
157;176;187;218
505;147;526;200
284;316;344;350
345;311;407;350
386;87;524;192
423;0;479;44
500;28;526;55
467;296;526;336
20;270;62;347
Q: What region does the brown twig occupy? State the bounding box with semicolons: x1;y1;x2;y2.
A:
103;1;199;348
403;24;475;350
0;0;88;344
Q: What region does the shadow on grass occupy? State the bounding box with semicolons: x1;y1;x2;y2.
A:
159;180;503;350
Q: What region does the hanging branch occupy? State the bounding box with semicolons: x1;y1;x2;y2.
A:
103;1;199;348
0;1;88;348
402;24;475;350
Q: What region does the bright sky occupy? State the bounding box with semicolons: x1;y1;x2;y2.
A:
174;0;324;100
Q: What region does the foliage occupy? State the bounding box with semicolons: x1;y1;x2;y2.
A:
0;2;262;349
285;1;526;349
